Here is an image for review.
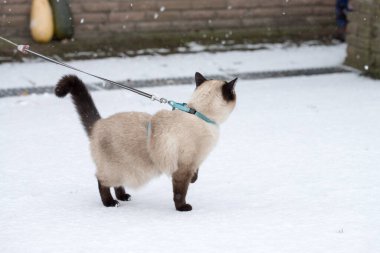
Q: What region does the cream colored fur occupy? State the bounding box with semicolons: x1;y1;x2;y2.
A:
91;80;236;188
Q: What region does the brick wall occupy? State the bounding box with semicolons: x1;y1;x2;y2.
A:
0;0;336;60
346;0;380;78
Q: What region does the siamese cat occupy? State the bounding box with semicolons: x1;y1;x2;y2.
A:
55;72;237;211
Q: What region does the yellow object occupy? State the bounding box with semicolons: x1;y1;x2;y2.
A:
30;0;54;43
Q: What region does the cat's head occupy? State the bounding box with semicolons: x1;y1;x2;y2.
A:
188;72;237;124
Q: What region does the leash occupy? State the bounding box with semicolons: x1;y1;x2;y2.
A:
0;36;217;125
0;36;167;103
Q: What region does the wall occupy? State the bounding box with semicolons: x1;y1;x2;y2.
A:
346;0;380;78
0;0;336;60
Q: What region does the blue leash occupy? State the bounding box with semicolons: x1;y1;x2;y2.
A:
0;36;216;125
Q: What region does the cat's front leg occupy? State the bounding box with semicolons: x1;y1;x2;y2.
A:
191;168;199;183
172;169;193;211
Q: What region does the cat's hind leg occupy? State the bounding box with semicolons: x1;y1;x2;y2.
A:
114;186;131;201
97;180;119;207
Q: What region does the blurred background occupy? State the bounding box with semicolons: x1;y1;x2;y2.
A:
0;0;378;78
1;2;380;252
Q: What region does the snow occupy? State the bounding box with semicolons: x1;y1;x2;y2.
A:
1;72;379;252
0;43;346;89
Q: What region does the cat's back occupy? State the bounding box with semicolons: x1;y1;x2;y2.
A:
94;111;151;136
91;111;152;160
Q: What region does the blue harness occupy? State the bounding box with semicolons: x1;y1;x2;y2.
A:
168;100;217;125
146;100;217;141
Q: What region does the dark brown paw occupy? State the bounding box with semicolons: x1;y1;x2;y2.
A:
116;194;131;201
176;203;192;212
103;199;120;207
191;175;197;183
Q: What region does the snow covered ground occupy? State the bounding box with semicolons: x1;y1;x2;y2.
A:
1;71;379;252
0;43;346;89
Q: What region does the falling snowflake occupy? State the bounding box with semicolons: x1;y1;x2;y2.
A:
160;6;165;12
154;13;159;19
364;65;369;70
80;18;84;24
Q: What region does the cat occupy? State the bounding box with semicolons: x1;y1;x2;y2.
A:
55;72;237;211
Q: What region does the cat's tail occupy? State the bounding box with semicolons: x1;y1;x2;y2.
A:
55;75;101;137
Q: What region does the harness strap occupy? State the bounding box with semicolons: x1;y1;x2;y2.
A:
168;101;217;125
146;120;152;144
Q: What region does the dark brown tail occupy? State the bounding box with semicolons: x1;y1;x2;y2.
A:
55;75;101;137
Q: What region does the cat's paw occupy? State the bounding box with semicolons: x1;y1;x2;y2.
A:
190;175;198;183
103;199;120;207
176;203;192;212
117;194;131;201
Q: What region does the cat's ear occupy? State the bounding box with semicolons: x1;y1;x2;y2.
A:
195;72;207;87
222;77;238;102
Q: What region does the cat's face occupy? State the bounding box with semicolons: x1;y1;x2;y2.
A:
189;72;237;124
